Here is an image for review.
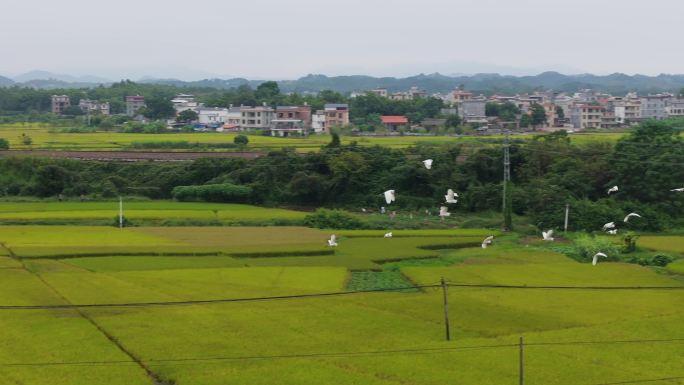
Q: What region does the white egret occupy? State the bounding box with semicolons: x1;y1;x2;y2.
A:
542;230;554;241
607;229;618;235
439;206;451;218
592;252;607;266
445;189;458;204
384;190;396;205
423;159;433;169
607;186;619;195
602;222;616;231
327;234;338;247
623;213;642;222
482;235;494;249
384;232;393;238
670;187;684;192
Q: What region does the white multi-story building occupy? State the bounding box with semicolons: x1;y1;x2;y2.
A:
172;94;201;115
666;98;684;117
78;99;110;115
197;107;230;125
240;105;275;130
570;104;604;129
640;94;671;120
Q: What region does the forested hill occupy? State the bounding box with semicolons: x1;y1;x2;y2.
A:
4;72;684;95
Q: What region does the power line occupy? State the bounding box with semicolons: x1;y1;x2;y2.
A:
1;283;683;310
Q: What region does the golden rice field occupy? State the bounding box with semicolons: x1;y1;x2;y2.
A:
0;124;626;152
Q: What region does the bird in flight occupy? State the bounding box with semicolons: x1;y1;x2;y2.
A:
439;206;451;218
592;252;607;266
542;230;554;241
623;213;641;222
602;222;616;231
423;159;433;169
384;190;396;205
481;235;494;249
670;187;684;192
607;186;619;195
445;189;458;204
328;234;338;247
384;232;393;238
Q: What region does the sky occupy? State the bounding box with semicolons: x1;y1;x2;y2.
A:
1;0;683;81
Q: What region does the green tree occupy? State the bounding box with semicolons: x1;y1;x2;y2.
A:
0;138;8;150
62;105;85;116
35;165;71;197
255;81;280;100
445;114;461;128
234;134;249;146
327;132;341;148
555;105;565;120
176;110;198;123
142;96;175;120
529;103;547;128
20;133;32;146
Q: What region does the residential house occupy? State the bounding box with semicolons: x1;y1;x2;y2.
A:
240;105;275;130
666;98;684;118
312;111;326;134
570;104;604;129
270;105;312;137
640;94;671;120
458;99;487;123
381;116;409;132
172;94;200;115
197;107;230;126
369;88;388;97
78;99;110;115
323;104;350;129
51;95;70;114
125;95;146;117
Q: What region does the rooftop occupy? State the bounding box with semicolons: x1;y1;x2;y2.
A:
381;116;409;124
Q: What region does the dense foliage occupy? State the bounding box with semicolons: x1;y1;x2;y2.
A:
172;183;252;203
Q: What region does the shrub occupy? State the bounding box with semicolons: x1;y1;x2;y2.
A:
172;183;252;203
304;208;365;229
652;254;674;267
0;138;8;150
572;234;621;263
234;135;249;146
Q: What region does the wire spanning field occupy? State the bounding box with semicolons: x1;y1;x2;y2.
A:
0;226;683;385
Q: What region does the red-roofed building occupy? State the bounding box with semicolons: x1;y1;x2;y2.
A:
381;115;409;132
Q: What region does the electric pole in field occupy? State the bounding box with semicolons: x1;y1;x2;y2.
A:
502;130;512;231
119;196;123;229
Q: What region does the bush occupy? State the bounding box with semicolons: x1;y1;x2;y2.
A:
234;135;249;146
304;208;365;229
0;138;8;150
572;234;621;263
172;183;252;203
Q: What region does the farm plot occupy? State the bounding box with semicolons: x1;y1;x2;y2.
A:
11;245;684;385
639;235;684;254
0;201;307;224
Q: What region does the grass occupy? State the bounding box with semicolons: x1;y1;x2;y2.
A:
1;224;683;385
0;124;627;152
639;235;684;254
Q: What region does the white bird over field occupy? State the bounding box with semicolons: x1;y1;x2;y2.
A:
439;206;451;218
423;159;433;170
592;252;607;266
384;232;393;238
607;186;619;195
602;222;616;231
542;230;554;241
482;235;494;249
327;234;338;247
384;190;396;205
623;213;642;222
671;187;684;192
607;229;618;235
445;189;458;204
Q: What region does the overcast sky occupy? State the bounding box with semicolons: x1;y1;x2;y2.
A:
1;0;682;80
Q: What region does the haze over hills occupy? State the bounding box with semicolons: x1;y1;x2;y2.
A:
1;71;684;95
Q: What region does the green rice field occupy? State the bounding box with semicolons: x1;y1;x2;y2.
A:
0;223;682;384
0;124;626;152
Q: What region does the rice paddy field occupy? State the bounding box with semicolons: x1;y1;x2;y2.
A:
0;201;307;226
0;124;626;152
0;221;683;385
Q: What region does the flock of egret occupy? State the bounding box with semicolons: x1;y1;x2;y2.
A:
325;159;684;267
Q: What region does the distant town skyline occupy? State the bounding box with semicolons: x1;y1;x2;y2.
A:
2;0;683;80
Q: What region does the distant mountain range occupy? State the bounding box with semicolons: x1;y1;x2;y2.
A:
2;71;684;95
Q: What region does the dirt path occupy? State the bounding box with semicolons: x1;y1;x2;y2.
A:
0;150;262;161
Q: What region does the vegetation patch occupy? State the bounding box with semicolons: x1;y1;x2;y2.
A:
346;270;419;292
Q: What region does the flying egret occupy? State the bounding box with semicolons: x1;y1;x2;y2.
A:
542;230;554;241
423;159;433;169
327;234;338;247
439;206;451;218
623;213;642;222
607;229;618;235
670;187;684;192
482;235;494;249
445;189;458;204
592;252;607;266
607;186;619;195
384;190;396;205
602;222;616;231
384;232;393;238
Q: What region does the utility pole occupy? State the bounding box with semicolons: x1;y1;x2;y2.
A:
502;130;512;231
440;277;450;341
519;336;524;385
119;196;123;229
564;203;570;233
